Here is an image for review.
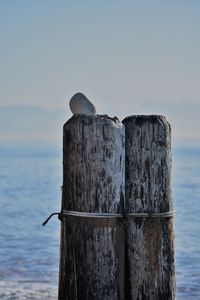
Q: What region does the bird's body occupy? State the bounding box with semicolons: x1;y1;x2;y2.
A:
69;92;96;115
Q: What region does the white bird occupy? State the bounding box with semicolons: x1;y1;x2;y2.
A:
69;92;96;115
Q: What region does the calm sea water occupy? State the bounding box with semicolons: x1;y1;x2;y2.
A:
0;144;199;299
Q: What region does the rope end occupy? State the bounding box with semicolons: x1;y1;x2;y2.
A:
42;219;48;226
42;212;60;227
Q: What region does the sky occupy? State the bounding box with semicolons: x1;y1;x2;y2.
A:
0;1;199;146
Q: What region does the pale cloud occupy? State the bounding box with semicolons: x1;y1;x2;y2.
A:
0;100;199;147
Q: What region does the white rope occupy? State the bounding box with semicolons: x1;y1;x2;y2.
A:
62;210;123;219
62;210;175;218
43;210;175;226
127;211;175;218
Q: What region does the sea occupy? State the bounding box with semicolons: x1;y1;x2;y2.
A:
0;143;199;299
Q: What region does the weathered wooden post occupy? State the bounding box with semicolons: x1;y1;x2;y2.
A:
58;93;125;300
123;115;176;300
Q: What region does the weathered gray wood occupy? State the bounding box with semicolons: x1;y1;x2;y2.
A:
123;115;176;300
59;114;125;300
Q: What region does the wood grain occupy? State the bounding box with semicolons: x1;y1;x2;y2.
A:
58;114;125;300
123;115;176;300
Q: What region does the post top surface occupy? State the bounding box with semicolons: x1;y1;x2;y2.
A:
123;115;170;126
64;114;124;129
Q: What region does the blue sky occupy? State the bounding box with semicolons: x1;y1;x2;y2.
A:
0;1;199;145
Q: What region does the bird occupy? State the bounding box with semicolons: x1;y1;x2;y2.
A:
69;92;96;115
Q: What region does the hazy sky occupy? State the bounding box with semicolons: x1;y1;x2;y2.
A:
0;1;199;145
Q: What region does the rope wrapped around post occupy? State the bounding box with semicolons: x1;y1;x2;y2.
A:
43;209;175;226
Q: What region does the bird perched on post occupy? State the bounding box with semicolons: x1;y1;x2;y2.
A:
69;92;96;115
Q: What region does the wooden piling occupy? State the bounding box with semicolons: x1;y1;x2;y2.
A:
58;114;125;300
123;115;176;300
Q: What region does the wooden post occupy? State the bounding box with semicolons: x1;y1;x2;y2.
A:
59;114;125;300
123;115;176;300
